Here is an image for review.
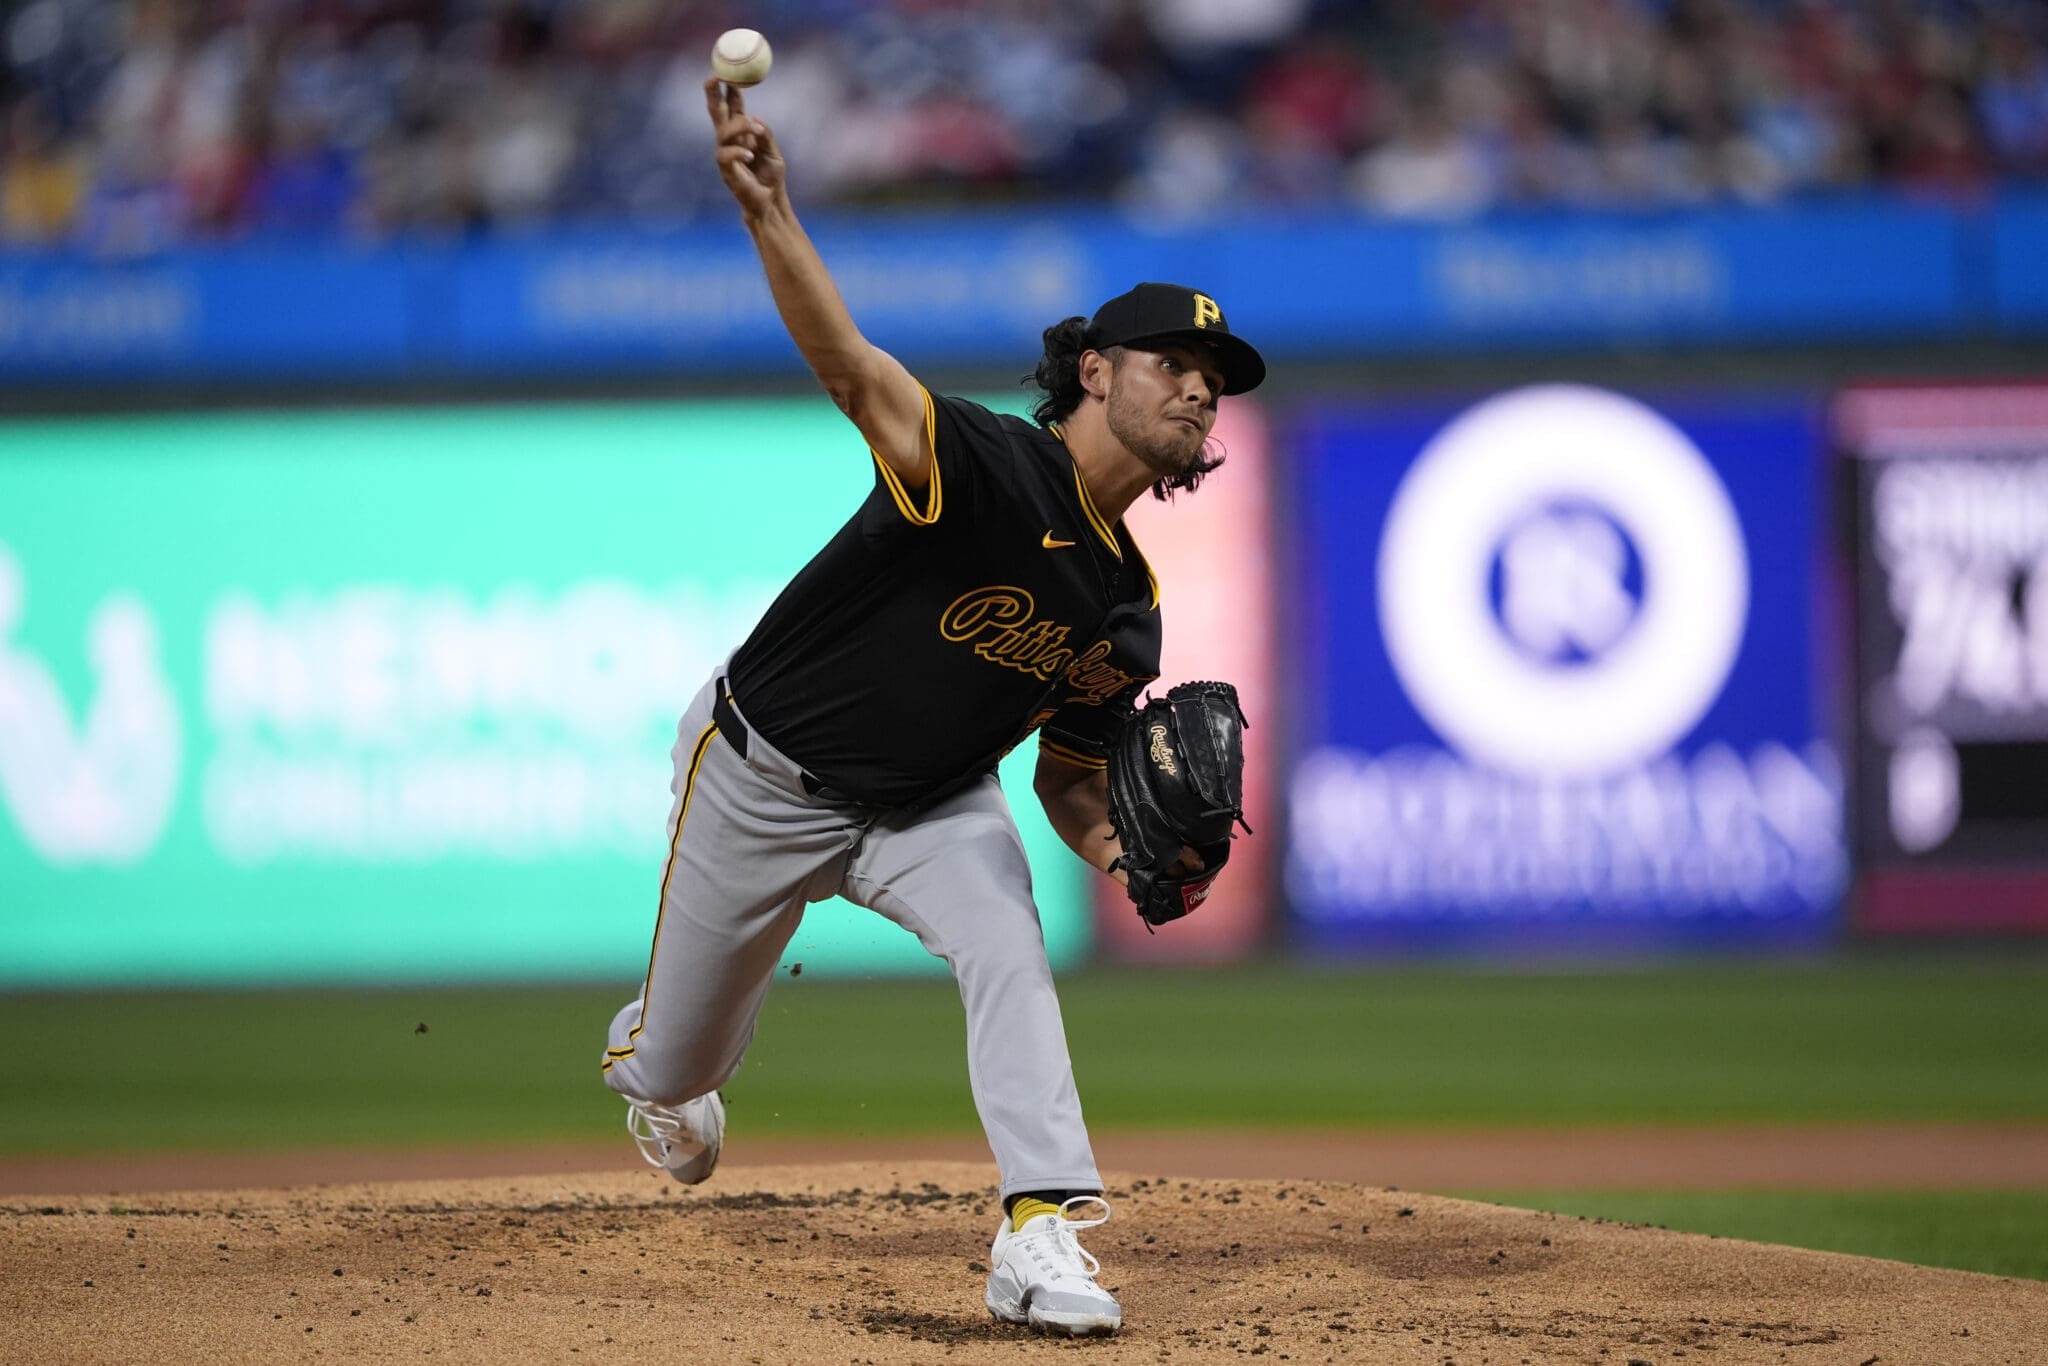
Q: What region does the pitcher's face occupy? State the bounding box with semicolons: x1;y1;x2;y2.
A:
1104;344;1221;477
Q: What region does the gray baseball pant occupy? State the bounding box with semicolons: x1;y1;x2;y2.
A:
601;668;1103;1200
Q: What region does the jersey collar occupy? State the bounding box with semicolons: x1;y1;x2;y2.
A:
1047;421;1161;609
1047;421;1120;559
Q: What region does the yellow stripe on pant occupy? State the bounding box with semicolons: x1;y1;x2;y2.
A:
602;720;721;1074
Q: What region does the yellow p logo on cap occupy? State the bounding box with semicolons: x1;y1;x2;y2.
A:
1192;293;1222;329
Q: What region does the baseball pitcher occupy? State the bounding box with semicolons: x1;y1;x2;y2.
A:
598;75;1263;1337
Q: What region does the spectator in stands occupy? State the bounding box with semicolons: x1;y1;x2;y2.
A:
247;110;360;237
2;0;2044;244
1118;106;1253;219
1351;89;1496;219
71;137;182;256
1978;16;2048;176
1;95;85;243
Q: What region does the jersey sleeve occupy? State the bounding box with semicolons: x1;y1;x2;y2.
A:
1037;686;1141;770
1036;605;1162;770
867;389;1022;528
1032;557;1163;770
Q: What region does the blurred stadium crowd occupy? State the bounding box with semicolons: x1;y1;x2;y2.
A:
3;0;2047;251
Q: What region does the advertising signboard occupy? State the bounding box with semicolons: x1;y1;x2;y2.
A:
1094;398;1276;960
1286;387;1846;954
0;198;1975;384
0;398;1090;985
1837;384;2048;932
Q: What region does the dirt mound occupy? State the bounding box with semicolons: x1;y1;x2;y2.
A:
3;1162;2040;1363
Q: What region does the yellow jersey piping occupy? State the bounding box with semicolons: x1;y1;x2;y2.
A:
602;720;720;1073
1045;420;1123;560
1134;537;1160;610
1039;738;1109;770
871;385;941;525
1070;462;1121;559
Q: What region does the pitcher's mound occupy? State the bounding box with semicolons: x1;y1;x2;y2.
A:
4;1161;2040;1363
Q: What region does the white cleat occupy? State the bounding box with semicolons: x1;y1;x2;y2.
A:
625;1091;725;1185
984;1195;1122;1336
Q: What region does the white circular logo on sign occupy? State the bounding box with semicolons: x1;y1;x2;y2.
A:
1377;385;1749;776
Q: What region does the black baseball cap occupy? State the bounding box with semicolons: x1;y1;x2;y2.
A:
1085;282;1266;396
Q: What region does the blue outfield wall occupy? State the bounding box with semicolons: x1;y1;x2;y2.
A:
1992;190;2048;328
0;194;2043;384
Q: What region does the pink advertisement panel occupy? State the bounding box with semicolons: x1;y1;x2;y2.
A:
1092;400;1276;960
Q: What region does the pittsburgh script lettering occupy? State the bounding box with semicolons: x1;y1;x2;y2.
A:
938;586;1149;704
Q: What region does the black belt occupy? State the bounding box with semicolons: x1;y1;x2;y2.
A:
711;680;995;811
713;681;829;798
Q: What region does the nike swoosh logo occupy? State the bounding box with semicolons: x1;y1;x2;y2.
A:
1042;532;1075;549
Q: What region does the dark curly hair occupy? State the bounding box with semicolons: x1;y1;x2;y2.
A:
1025;316;1224;501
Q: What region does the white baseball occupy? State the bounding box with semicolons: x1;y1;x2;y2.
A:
711;28;772;87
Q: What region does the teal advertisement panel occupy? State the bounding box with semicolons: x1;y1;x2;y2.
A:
0;399;1090;985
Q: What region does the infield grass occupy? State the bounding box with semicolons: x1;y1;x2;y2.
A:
4;956;2045;1153
8;958;2046;1282
1453;1189;2048;1282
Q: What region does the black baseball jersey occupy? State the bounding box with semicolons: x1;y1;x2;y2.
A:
727;388;1162;807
